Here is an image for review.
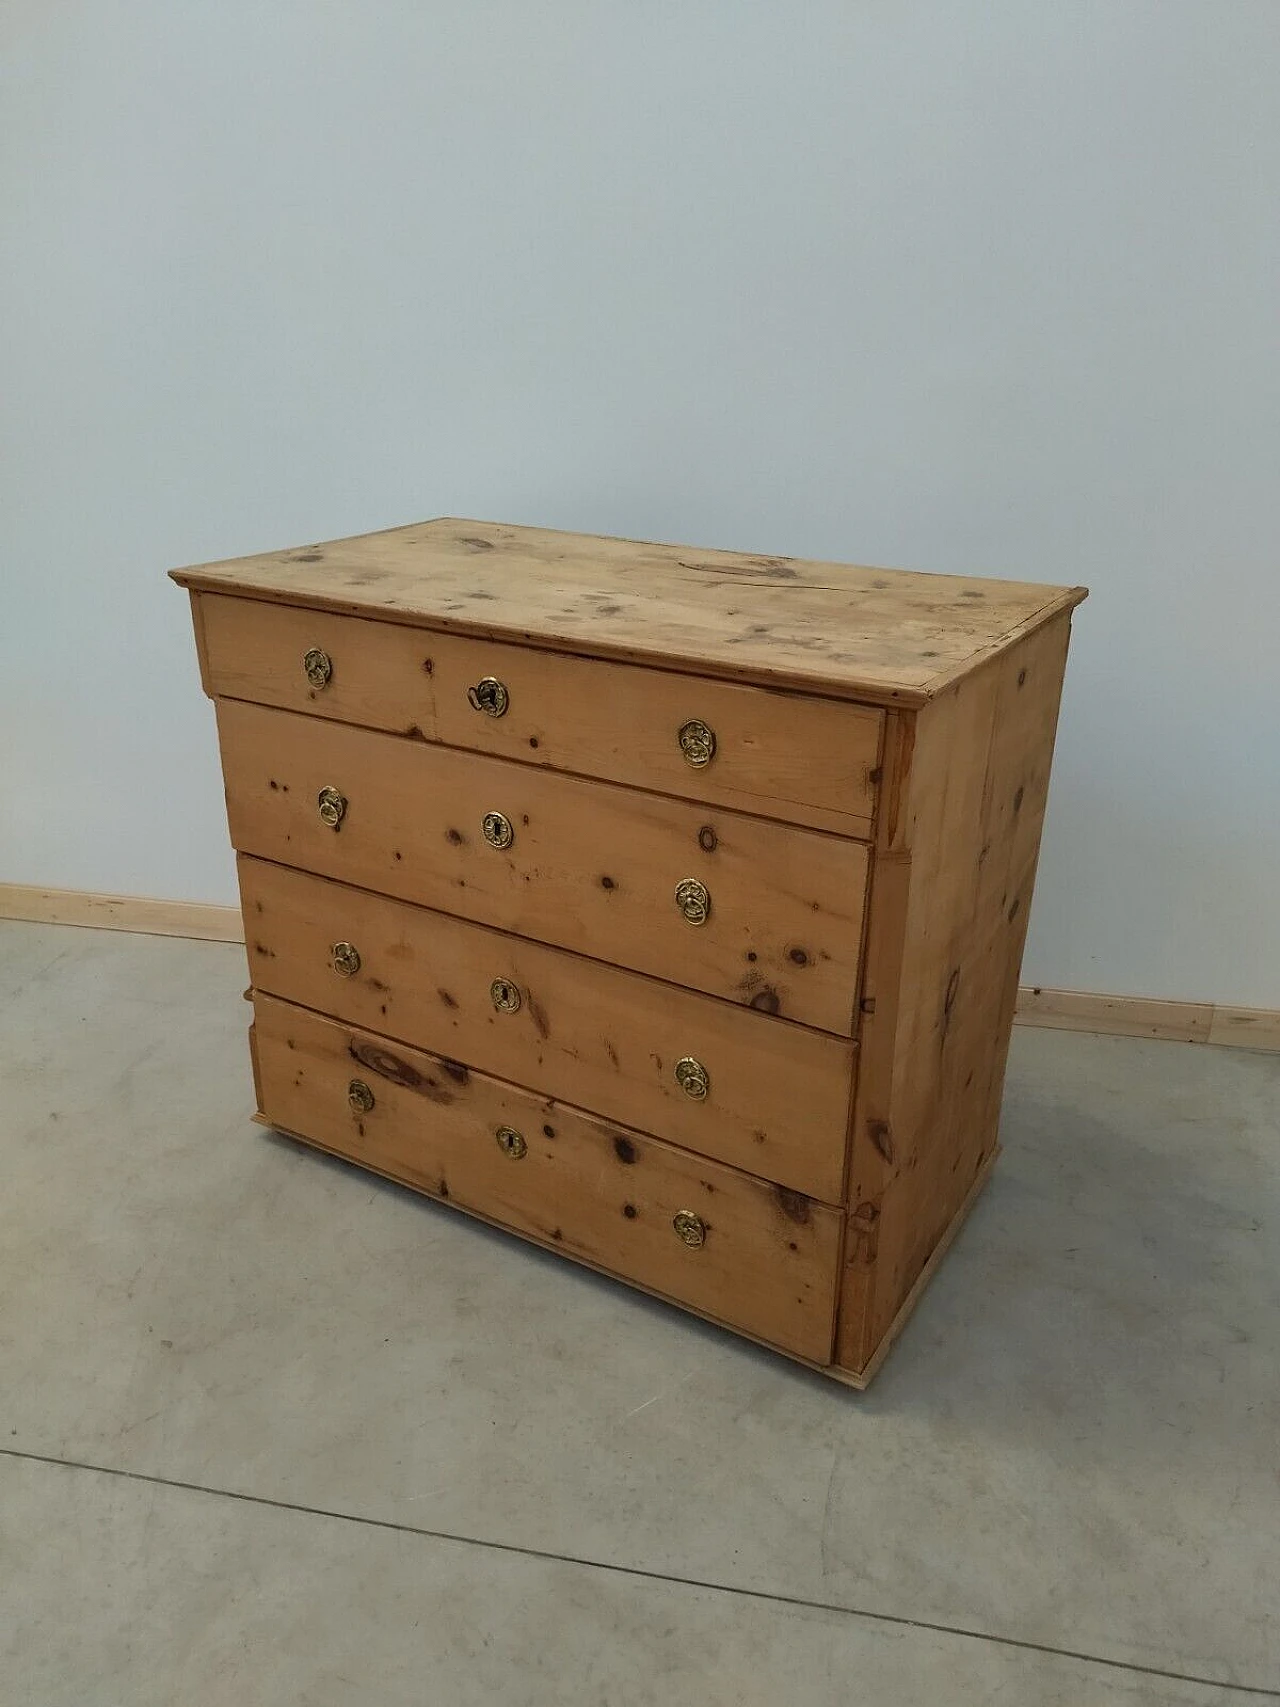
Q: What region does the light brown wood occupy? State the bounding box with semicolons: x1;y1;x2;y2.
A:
11;885;1271;1063
197;591;438;734
172;517;1087;708
261;1094;860;1385
1017;989;1280;1053
843;1144;1000;1390
254;993;842;1362
198;592;883;837
0;883;244;943
1206;1005;1280;1052
171;516;1095;1385
431;635;882;837
16;876;1270;1063
835;613;1074;1374
239;856;854;1199
1015;986;1213;1044
217;700;870;1035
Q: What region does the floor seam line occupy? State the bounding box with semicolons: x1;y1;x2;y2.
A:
4;1446;1277;1700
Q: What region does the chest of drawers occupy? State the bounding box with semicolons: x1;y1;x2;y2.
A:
173;518;1086;1386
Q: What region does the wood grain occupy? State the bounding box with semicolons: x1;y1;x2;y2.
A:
198;592;883;836
10;887;1276;1058
835;612;1075;1374
173;517;1087;708
10;883;1268;1059
0;884;244;942
1206;1006;1280;1052
197;592;438;734
847;1145;999;1390
253;993;842;1362
218;700;870;1035
239;856;854;1199
167;516;1098;1385
1016;986;1213;1044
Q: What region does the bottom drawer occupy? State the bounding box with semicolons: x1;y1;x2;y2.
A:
253;993;840;1363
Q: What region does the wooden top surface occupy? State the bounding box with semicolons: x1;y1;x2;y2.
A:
171;517;1086;706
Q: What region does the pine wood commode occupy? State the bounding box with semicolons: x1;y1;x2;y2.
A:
174;518;1085;1385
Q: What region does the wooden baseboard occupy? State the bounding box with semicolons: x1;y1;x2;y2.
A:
0;884;243;943
1014;984;1280;1053
2;883;1277;1054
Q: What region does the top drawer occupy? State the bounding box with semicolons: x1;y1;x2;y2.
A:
195;594;882;837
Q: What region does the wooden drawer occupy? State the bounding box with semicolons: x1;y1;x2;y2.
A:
240;856;854;1200
219;700;870;1035
253;993;841;1362
198;593;882;836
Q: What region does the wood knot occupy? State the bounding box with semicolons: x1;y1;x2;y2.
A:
868;1119;895;1163
774;1186;812;1225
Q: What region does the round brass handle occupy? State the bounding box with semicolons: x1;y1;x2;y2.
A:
468;677;509;718
672;1210;707;1249
303;647;333;689
317;785;347;828
674;1057;710;1100
678;719;716;768
330;941;361;977
347;1079;375;1113
495;1124;527;1159
490;976;522;1014
482;810;515;850
674;877;711;926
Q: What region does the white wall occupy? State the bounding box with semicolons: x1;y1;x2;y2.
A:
2;2;1278;1006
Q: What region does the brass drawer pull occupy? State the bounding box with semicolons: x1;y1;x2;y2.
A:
468;676;509;718
490;977;522;1014
330;941;361;977
482;810;514;850
303;647;333;689
678;719;716;768
347;1079;375;1113
672;1210;707;1249
495;1124;527;1159
674;877;711;926
674;1057;710;1100
317;785;347;828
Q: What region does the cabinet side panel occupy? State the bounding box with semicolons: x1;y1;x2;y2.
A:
247;1018;265;1117
835;613;1073;1373
187;591;216;699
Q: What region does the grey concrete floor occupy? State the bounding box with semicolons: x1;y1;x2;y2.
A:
1;920;1277;1707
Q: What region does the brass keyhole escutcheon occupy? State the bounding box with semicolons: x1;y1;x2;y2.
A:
674;1057;710;1100
317;785;347;828
347;1079;375;1114
330;941;361;977
303;647;333;689
672;1210;707;1249
674;877;711;926
495;1125;527;1159
468;676;509;718
678;719;716;768
482;811;515;850
490;977;522;1014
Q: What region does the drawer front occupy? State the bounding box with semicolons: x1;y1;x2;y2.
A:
240;857;853;1200
219;700;869;1035
198;594;881;836
199;593;435;735
254;993;841;1362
